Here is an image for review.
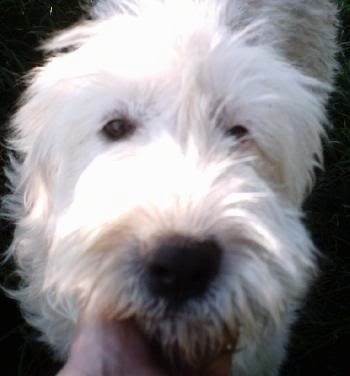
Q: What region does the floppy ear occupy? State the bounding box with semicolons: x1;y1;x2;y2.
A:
5;145;52;265
4;66;62;265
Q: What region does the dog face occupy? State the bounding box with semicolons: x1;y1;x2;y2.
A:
6;1;329;373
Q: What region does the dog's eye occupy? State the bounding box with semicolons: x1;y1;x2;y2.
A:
226;125;248;139
102;118;136;141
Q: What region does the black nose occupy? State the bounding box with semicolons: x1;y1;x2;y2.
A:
147;236;222;303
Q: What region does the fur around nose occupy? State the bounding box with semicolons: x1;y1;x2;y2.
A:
147;236;222;303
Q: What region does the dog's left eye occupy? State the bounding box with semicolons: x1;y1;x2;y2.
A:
226;125;248;139
102;118;136;141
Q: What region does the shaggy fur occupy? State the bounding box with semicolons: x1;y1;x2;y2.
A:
3;0;338;375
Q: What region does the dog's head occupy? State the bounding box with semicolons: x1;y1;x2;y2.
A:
6;0;329;374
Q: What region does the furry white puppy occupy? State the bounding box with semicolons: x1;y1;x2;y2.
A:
4;0;338;375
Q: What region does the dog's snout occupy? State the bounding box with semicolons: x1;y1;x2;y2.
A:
147;236;222;303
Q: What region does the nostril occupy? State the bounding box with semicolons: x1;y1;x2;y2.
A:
192;270;206;284
150;265;177;288
147;236;222;303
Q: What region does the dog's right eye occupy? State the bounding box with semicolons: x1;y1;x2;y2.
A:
102;118;136;141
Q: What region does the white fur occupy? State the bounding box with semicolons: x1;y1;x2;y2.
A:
3;1;338;375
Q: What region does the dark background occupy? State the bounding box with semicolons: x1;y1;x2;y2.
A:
0;1;349;375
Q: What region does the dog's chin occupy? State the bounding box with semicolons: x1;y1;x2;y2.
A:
59;317;235;376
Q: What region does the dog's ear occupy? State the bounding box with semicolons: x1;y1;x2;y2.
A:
92;0;141;18
41;1;142;54
4;65;64;231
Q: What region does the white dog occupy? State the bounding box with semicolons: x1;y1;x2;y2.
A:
4;0;338;375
